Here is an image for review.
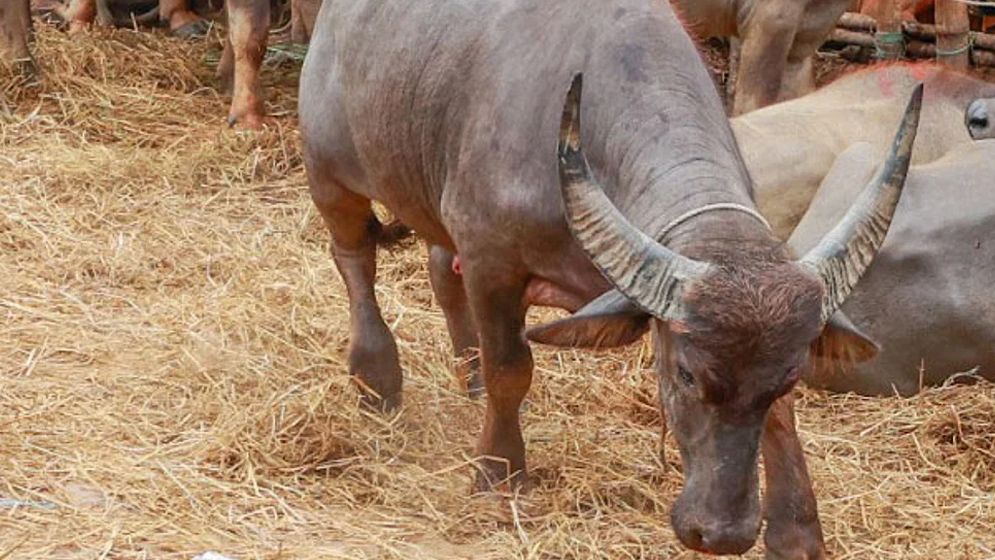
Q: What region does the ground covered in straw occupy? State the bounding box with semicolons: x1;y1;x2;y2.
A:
1;24;994;560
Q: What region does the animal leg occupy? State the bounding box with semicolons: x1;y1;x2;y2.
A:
778;56;816;103
159;0;209;37
312;184;403;412
0;0;34;75
44;0;97;34
222;0;269;128
427;245;483;398
732;8;798;115
290;0;317;43
463;264;532;491
761;393;825;560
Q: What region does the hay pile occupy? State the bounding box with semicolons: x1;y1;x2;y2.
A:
2;24;994;560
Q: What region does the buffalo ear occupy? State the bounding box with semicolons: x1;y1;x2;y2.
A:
813;311;879;363
527;289;651;348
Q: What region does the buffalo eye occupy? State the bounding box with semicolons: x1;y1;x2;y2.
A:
677;365;695;387
784;365;802;385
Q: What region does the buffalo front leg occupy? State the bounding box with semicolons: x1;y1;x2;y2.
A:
312;185;403;412
428;245;483;398
220;0;269;128
463;266;532;491
761;393;825;560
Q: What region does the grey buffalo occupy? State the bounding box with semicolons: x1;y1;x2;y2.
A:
792;140;995;396
299;0;921;556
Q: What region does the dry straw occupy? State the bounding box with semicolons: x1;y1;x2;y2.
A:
1;24;994;560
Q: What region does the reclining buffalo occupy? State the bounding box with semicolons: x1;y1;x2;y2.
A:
299;0;922;556
734;63;995;238
791;139;995;395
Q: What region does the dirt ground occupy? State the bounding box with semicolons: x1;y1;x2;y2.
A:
1;24;994;560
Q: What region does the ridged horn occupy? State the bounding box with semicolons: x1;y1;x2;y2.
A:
557;73;711;320
799;83;923;323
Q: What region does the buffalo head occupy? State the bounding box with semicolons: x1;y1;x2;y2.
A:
529;74;922;554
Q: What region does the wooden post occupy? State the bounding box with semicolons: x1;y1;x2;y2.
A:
864;0;905;59
935;0;971;70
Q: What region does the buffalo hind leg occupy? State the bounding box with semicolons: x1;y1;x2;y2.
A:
427;245;483;398
463;264;532;491
220;0;269;128
761;393;825;560
312;184;403;412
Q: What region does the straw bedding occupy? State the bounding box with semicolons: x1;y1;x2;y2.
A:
1;25;993;560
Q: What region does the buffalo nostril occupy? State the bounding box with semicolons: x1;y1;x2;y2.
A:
684;527;704;551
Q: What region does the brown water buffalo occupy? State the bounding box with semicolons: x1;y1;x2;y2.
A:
671;0;852;115
790;140;995;395
220;0;320;128
734;63;995;239
299;0;922;556
35;0;209;36
1;0;33;74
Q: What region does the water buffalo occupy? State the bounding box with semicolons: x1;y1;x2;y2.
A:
220;0;320;128
791;140;995;395
1;0;33;74
734;63;995;239
671;0;852;115
300;0;922;556
35;0;209;36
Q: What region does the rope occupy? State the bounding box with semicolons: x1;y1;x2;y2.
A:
659;203;770;242
873;31;905;59
935;33;974;57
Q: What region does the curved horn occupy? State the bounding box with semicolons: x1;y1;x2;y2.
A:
557;74;711;320
799;84;923;323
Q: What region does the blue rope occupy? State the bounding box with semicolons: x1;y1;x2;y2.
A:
874;31;905;59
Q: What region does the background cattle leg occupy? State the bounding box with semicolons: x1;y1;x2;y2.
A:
312;184;403;412
290;0;319;43
732;7;798;115
0;0;34;75
463;266;532;491
427;245;483;398
42;0;97;34
158;0;207;36
761;393;825;559
221;0;268;128
778;55;816;104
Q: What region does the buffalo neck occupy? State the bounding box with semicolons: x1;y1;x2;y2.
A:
584;76;781;262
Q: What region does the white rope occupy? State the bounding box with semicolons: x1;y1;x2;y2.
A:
658;202;771;241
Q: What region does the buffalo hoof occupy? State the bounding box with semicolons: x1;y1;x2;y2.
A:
473;460;528;495
358;388;401;414
226;111;267;130
171;18;212;39
764;523;826;560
